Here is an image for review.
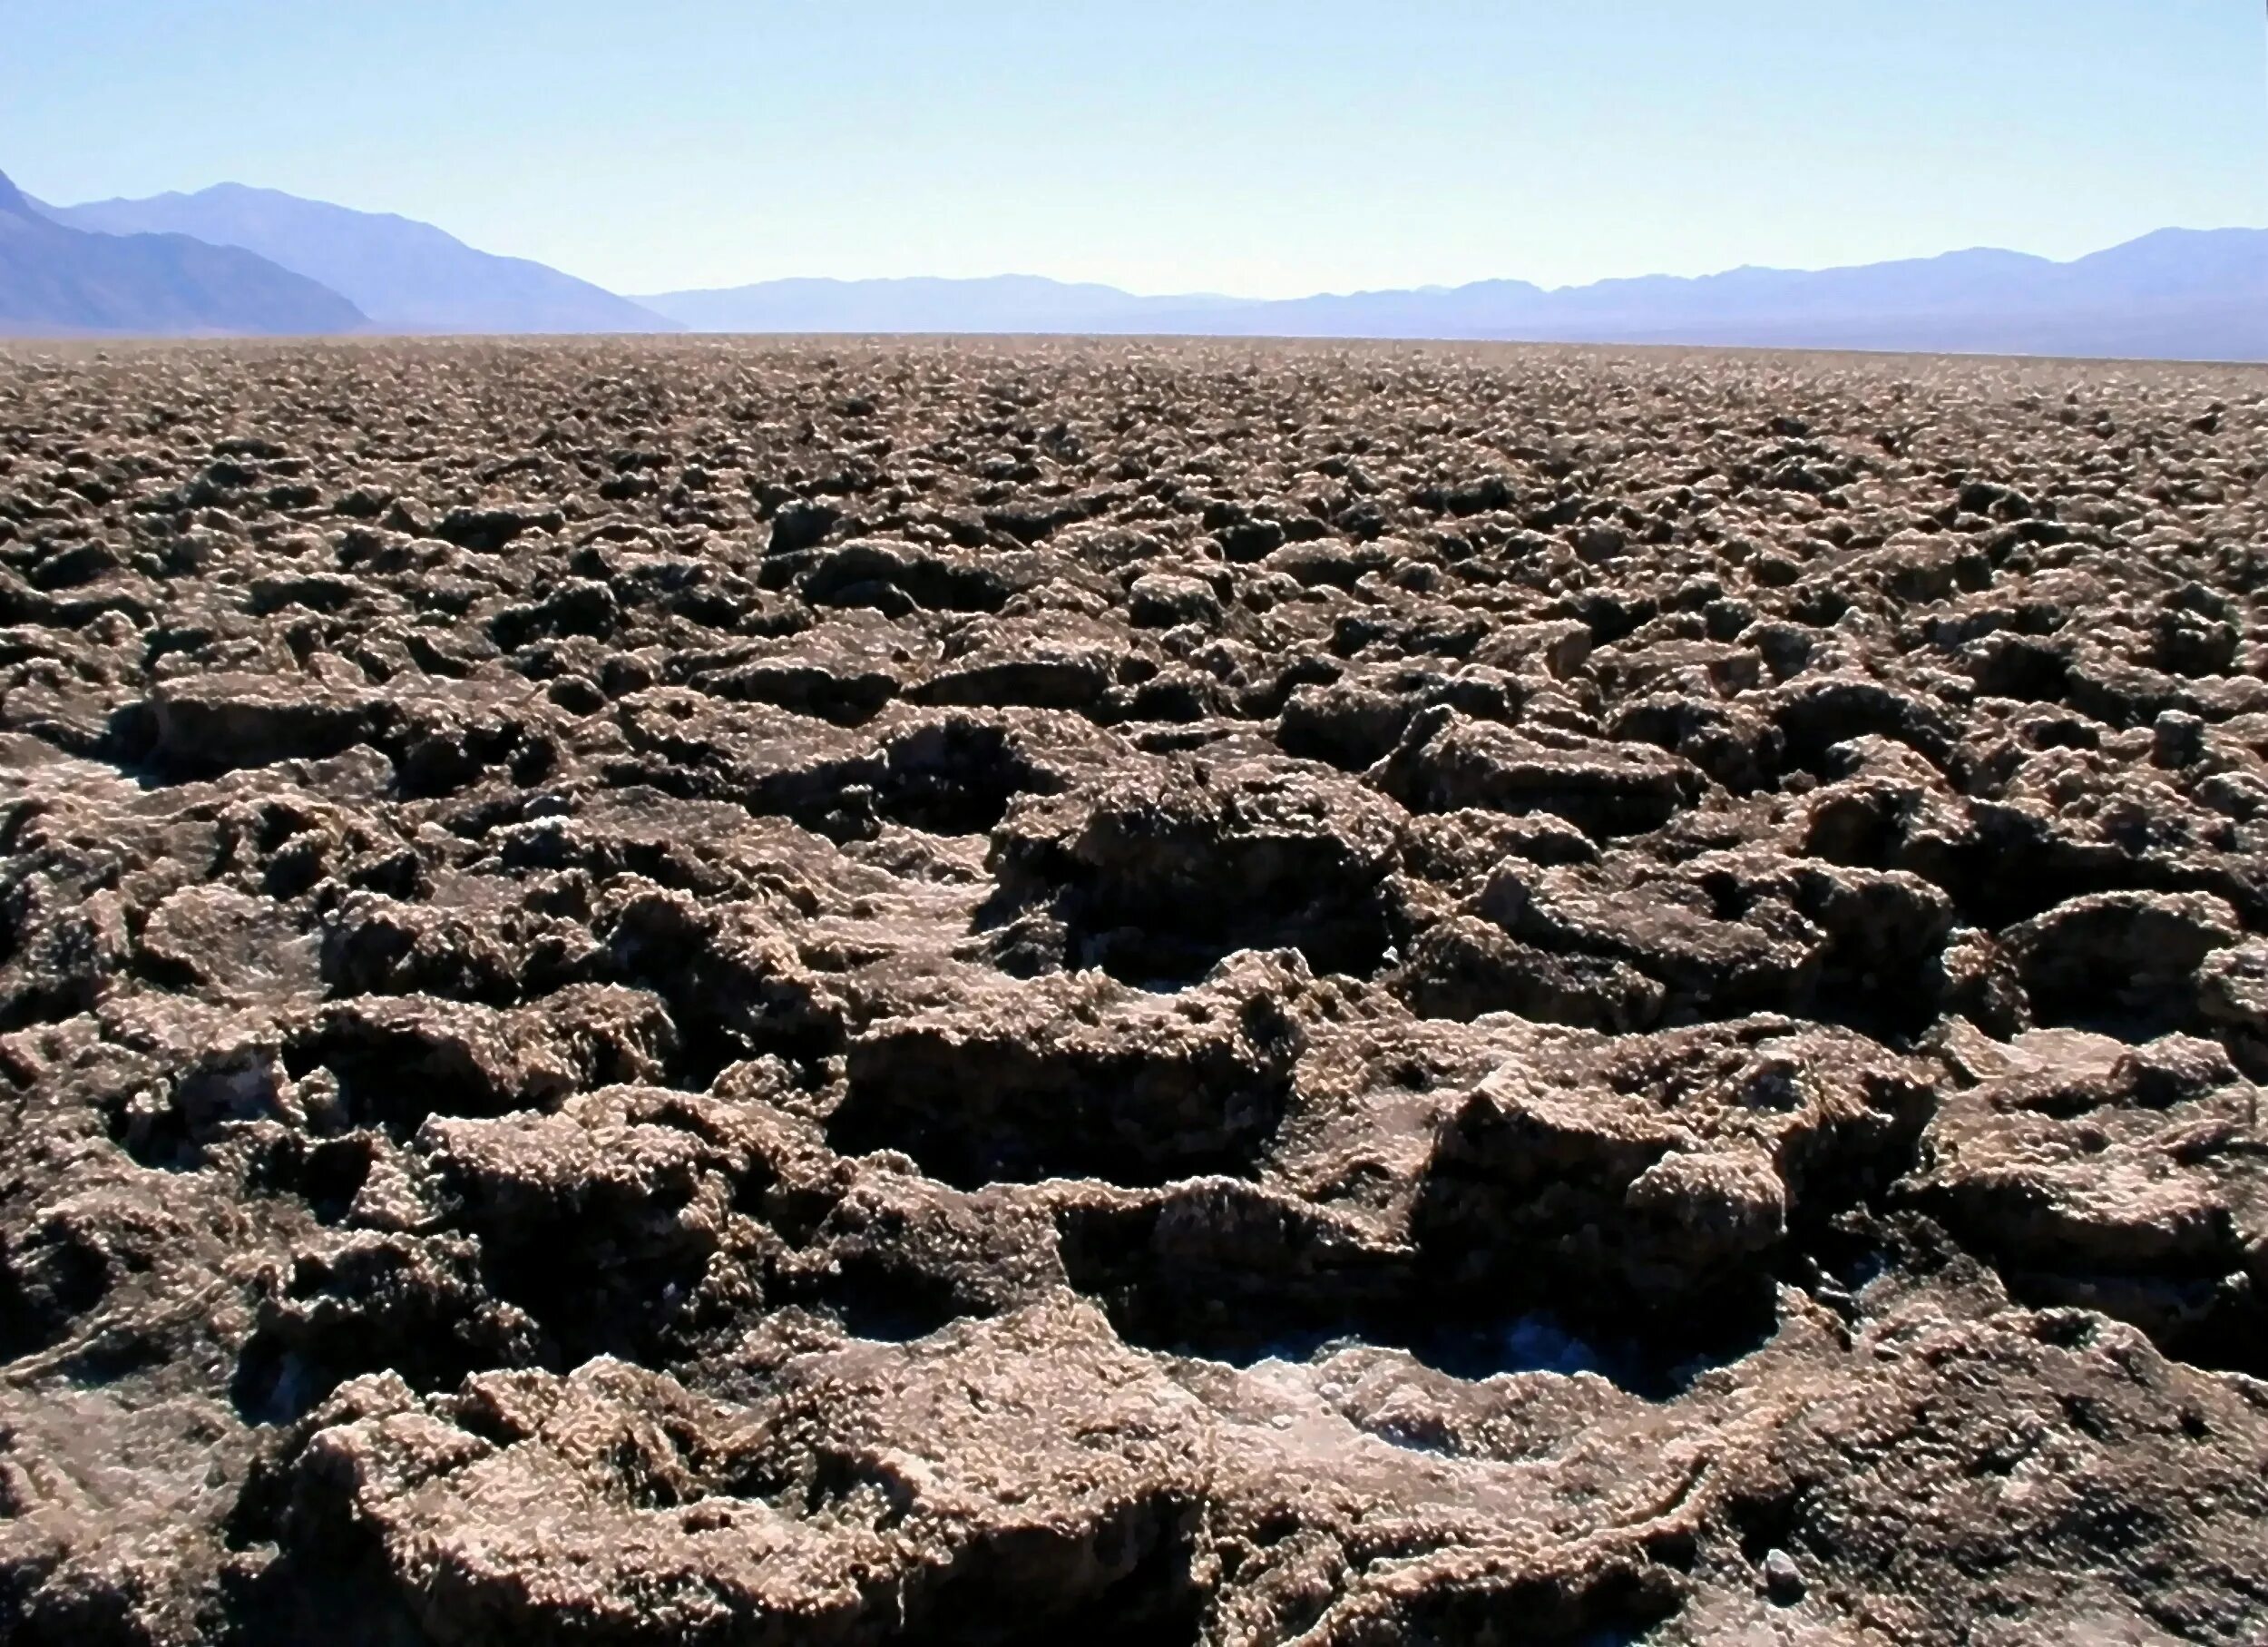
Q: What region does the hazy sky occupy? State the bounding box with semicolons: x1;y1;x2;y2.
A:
2;1;2260;298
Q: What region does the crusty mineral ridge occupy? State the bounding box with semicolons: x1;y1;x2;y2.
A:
3;337;2267;1644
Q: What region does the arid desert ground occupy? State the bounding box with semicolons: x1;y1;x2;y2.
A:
4;337;2267;1644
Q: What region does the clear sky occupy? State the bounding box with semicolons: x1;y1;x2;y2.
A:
1;1;2260;298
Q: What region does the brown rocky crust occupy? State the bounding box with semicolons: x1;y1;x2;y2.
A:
2;337;2266;1644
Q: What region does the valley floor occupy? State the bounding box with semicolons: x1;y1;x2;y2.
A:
3;337;2266;1644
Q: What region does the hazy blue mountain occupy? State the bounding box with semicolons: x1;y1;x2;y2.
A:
43;183;674;334
635;274;1230;334
0;169;364;337
17;170;2264;359
643;229;2268;360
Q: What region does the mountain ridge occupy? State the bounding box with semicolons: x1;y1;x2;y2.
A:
42;182;675;334
0;169;366;337
638;228;2268;360
11;169;2264;359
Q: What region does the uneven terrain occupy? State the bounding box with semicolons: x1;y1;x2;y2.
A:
3;336;2267;1645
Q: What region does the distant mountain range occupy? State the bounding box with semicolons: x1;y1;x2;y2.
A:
636;275;1235;335
39;183;673;334
0;169;364;336
2;165;2263;360
640;231;2268;360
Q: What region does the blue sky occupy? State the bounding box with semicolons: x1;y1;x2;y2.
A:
1;1;2260;297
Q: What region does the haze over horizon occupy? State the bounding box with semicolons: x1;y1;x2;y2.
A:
3;1;2260;299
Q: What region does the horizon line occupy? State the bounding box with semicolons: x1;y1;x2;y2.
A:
629;222;2260;304
25;174;2259;308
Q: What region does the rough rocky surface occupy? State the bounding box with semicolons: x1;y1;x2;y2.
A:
3;336;2268;1644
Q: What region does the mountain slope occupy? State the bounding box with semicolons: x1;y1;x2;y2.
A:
44;183;673;334
0;170;364;337
641;229;2268;360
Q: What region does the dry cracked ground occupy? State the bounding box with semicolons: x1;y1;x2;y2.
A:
2;336;2267;1646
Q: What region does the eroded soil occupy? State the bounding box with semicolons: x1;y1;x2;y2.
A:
4;337;2267;1644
